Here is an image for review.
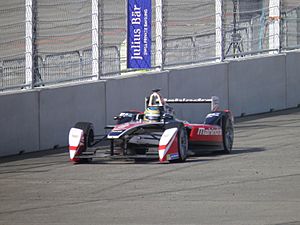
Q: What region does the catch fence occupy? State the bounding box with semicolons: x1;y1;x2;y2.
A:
0;0;300;92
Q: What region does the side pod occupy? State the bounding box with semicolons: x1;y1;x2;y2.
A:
158;127;179;162
68;128;84;162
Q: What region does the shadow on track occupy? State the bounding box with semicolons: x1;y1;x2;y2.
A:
189;147;266;157
231;147;266;154
80;147;266;165
0;148;67;164
183;147;266;164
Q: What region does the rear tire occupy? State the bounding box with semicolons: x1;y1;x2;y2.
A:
221;115;234;154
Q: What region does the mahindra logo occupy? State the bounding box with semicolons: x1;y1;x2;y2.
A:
197;128;222;136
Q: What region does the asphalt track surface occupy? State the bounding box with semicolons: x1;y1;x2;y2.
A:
0;109;300;225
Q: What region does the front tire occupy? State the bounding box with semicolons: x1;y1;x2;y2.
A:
177;126;188;162
74;122;94;149
74;122;94;163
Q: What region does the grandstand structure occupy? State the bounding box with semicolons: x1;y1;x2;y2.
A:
0;0;300;92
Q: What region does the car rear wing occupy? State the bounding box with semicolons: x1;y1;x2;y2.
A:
164;96;220;112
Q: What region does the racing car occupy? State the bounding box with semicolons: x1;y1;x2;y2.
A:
68;89;234;163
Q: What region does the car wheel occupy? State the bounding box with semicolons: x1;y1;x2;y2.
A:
177;126;188;162
74;122;94;162
221;115;234;154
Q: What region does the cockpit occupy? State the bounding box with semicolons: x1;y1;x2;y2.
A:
144;90;175;122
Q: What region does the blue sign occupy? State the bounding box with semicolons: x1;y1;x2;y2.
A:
127;0;152;69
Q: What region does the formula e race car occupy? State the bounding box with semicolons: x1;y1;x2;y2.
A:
68;89;234;163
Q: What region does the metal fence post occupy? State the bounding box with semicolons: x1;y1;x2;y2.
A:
0;60;3;88
269;0;281;53
92;0;100;79
281;11;287;49
249;18;254;52
99;0;103;77
215;0;224;62
25;0;33;88
79;50;83;77
259;0;266;50
156;0;163;70
192;36;197;62
297;7;300;46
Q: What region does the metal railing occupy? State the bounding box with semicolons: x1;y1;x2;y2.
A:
1;0;300;92
281;5;300;50
0;57;26;91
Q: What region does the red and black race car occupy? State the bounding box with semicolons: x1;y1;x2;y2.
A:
68;89;234;163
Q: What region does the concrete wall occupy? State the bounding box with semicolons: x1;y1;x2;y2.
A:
286;51;300;108
1;51;300;157
0;91;39;157
0;81;106;157
228;55;287;116
39;81;106;150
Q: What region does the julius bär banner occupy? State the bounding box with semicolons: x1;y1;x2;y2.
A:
127;0;152;69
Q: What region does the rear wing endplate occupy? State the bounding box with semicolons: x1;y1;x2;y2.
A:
164;96;220;112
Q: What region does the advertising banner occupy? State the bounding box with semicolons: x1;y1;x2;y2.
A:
127;0;152;69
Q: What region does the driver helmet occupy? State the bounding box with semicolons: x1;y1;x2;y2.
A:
144;106;161;122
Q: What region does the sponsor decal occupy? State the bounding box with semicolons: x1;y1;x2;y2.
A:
71;134;79;139
197;128;222;136
119;113;134;118
108;130;126;139
108;130;125;138
110;130;124;135
165;98;212;103
206;112;221;118
127;0;152;68
167;153;179;161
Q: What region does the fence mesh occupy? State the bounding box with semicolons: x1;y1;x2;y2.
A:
164;0;216;66
102;0;125;75
35;0;92;84
281;0;300;49
0;0;25;90
1;0;300;92
224;0;271;57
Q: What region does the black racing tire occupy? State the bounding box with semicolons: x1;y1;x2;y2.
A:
175;126;188;162
221;115;234;154
74;122;94;163
74;122;94;150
